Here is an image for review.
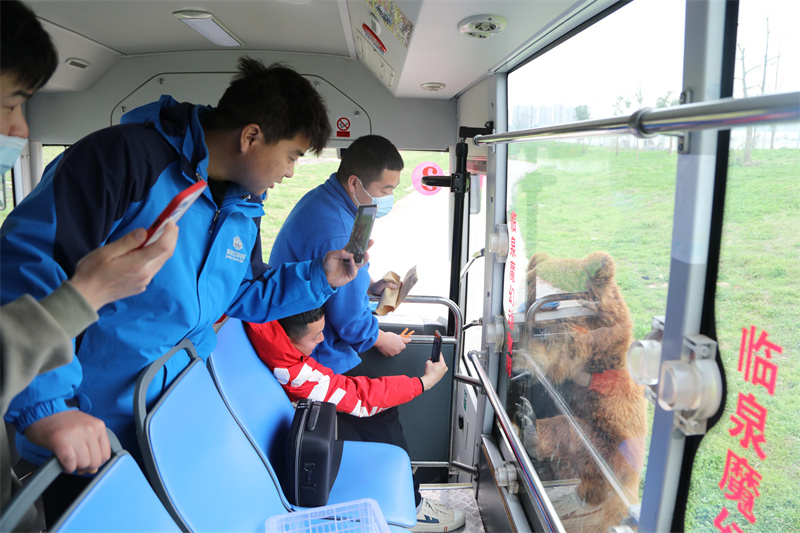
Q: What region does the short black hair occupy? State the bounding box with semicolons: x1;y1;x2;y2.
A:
336;135;404;188
278;307;325;341
0;0;58;91
204;57;332;155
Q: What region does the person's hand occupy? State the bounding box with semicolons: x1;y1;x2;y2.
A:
420;357;448;391
368;277;398;296
323;239;373;288
24;410;111;474
70;222;179;311
375;330;409;357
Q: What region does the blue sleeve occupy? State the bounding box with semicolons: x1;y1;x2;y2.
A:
323;265;379;353
270;210;378;352
0;124;173;432
226;257;336;322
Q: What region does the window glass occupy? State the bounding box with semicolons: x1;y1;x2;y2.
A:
0;146;67;227
505;0;684;530
261;148;451;322
685;1;800;531
42;145;67;167
0;170;13;226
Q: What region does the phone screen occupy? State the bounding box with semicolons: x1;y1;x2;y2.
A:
344;204;377;264
140;180;207;248
430;331;443;363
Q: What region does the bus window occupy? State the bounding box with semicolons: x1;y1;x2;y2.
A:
259;148;451;322
504;0;684;530
42;146;66;167
0;170;12;223
1;145;66;229
684;1;800;531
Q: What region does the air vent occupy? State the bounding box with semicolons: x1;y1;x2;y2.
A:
458;15;507;39
65;57;90;69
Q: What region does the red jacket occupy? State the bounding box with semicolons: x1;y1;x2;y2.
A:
245;321;423;417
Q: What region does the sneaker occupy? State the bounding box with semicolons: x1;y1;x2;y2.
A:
411;497;466;532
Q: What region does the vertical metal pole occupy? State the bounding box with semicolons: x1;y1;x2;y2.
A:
638;1;727;530
447;141;468;337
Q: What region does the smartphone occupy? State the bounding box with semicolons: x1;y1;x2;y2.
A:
344;204;377;265
140;180;207;248
430;331;443;363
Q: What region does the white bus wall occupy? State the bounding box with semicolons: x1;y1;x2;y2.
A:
25;52;456;151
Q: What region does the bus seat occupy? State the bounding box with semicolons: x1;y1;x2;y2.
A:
208;317;417;528
0;431;180;533
133;339;291;532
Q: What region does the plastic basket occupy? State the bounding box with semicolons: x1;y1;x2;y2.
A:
265;498;390;533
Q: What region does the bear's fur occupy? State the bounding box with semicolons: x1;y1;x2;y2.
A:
510;251;647;532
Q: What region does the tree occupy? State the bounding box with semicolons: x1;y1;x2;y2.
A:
634;86;644;160
656;90;680;154
574;105;591;154
613;95;632;155
575;105;591;121
736;17;782;165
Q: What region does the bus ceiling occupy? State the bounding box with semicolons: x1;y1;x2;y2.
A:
29;0;615;100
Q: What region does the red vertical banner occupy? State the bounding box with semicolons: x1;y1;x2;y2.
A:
714;325;783;530
505;211;518;377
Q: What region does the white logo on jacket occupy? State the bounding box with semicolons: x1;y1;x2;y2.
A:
225;235;246;263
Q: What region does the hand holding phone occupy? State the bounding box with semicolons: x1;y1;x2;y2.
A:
139;180;207;248
344;204;377;265
430;331;443;363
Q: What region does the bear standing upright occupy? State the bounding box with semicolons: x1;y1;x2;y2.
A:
510;251;647;532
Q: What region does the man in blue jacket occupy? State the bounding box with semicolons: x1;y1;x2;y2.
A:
0;57;365;485
269;134;465;532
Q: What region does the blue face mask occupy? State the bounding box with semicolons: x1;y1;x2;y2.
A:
0;134;28;175
356;179;393;218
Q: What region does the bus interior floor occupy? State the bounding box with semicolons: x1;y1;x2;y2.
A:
418;483;484;533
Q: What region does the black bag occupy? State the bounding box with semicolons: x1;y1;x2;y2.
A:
283;399;343;507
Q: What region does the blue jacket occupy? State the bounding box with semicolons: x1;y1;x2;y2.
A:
270;174;377;374
0;96;335;461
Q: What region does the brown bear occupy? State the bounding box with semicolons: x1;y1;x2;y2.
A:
510;251;647;532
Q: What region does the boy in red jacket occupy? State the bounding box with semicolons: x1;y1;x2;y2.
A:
245;308;447;416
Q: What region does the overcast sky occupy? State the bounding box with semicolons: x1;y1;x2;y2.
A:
508;0;799;119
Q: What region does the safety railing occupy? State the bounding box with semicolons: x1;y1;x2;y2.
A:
371;294;463;472
473;91;800;145
371;294;463;361
461;350;566;533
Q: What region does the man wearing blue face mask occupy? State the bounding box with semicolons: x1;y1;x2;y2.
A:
268;134;466;532
270;134;408;372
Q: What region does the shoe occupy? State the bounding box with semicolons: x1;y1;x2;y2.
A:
411;497;466;532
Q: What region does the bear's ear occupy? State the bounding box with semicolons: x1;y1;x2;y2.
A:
527;252;550;272
582;251;615;290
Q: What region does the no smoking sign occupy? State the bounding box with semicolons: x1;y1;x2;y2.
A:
336;117;350;138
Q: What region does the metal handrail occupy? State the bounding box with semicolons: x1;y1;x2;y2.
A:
473;91;800;145
466;351;565;533
370;294;464;362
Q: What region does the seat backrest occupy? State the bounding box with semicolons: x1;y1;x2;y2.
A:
0;432;180;533
210;319;419;528
208;318;296;480
134;339;290;532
